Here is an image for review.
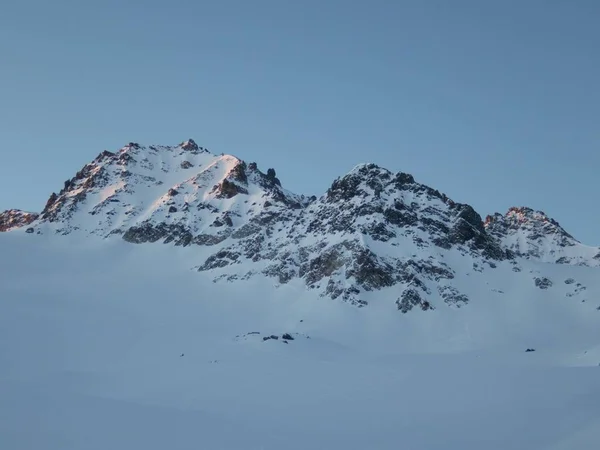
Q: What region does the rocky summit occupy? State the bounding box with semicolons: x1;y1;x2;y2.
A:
2;139;599;309
0;209;38;232
485;207;600;265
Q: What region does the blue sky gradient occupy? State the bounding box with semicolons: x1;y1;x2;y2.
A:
1;0;598;243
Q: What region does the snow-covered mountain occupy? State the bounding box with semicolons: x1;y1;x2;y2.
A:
2;139;599;312
485;206;600;266
33;139;305;236
0;209;38;232
3;139;600;450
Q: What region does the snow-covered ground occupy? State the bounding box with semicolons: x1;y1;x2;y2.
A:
1;232;600;450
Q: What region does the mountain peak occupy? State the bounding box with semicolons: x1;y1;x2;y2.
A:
326;164;422;204
0;209;38;232
485;206;574;240
506;207;569;233
485;206;599;266
180;138;199;152
2;138;598;310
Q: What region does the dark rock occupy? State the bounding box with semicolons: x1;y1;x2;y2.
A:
41;193;58;216
0;210;39;232
230;162;248;184
214;179;248;199
282;333;294;340
117;153;134;165
327;173;364;202
232;223;262;239
167;188;179;196
396;289;433;313
263;263;296;284
525;348;536;352
265;168;281;186
363;221;395;242
198;250;241;271
168;206;178;213
193;233;229;246
448;204;506;260
347;248;395;290
384;208;418;227
180;139;199;151
180;161;193;169
534;277;553;289
438;285;469;307
394;172;415;186
95;150;115;162
302;246;346;285
122;222;194;246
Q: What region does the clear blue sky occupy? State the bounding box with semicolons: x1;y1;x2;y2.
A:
1;0;598;244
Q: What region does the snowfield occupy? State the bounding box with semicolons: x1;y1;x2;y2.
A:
2;232;600;450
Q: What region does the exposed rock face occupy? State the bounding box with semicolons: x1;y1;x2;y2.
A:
196;163;490;306
180;139;200;152
214;179;248;199
0;209;39;232
4;139;597;311
485;207;600;266
396;289;433;313
534;277;553;290
438;285;469;307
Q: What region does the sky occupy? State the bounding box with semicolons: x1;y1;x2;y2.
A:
0;0;598;244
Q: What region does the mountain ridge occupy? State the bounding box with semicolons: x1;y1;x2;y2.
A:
1;139;599;310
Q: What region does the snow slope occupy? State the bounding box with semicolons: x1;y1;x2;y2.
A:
2;139;600;448
1;232;600;450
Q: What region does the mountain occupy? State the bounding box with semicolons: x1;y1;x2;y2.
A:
0;209;38;232
485;206;600;266
3;139;600;450
2;139;599;312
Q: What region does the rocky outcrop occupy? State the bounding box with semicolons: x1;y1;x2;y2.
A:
485;207;599;266
0;209;39;232
195;162;502;306
534;277;553;290
396;289;434;313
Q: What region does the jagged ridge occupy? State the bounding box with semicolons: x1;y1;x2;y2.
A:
2;139;599;309
0;209;38;232
485;207;600;266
